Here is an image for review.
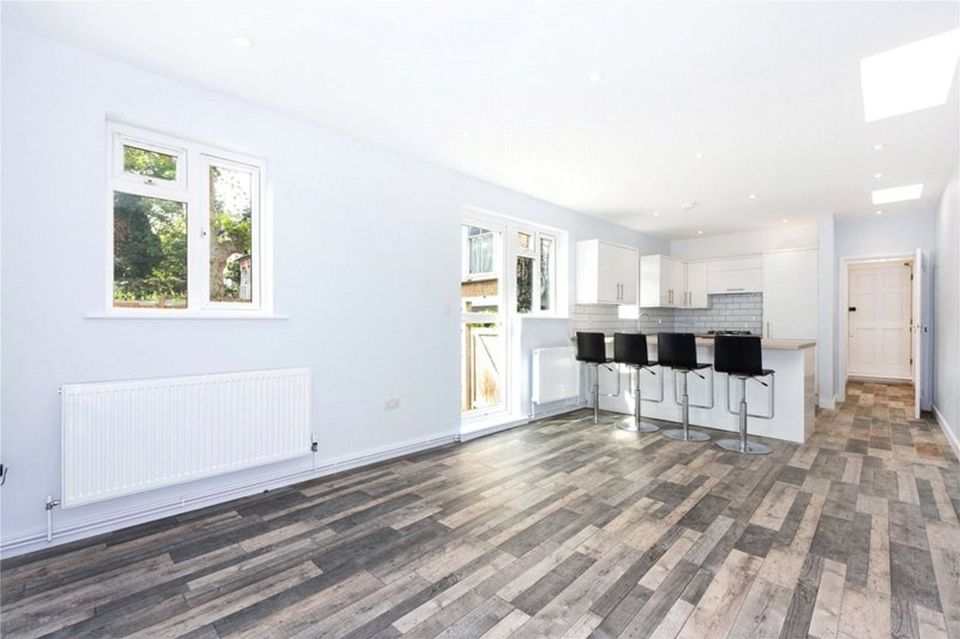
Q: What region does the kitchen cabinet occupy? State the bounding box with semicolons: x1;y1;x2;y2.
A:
763;248;818;339
576;239;638;304
686;261;709;308
707;256;763;294
639;255;708;308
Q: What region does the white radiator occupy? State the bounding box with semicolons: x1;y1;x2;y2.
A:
532;346;580;405
60;368;312;508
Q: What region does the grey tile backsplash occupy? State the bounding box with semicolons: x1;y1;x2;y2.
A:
572;293;763;335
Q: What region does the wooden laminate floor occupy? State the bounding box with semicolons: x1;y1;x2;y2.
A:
2;381;959;638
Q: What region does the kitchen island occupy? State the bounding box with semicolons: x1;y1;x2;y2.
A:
594;335;816;443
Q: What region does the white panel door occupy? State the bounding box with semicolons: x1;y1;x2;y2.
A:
848;262;912;379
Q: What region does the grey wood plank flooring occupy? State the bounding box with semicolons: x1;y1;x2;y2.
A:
1;381;958;638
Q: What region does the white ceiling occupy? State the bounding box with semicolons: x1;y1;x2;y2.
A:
5;1;959;239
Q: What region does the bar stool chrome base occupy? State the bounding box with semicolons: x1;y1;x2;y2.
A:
617;417;660;433
715;438;771;455
661;428;710;442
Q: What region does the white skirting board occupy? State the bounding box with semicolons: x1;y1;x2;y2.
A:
1;430;458;558
934;405;960;460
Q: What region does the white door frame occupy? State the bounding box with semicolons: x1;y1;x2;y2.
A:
838;253;914;401
460;215;509;421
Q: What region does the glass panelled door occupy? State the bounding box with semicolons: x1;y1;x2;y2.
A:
461;222;506;416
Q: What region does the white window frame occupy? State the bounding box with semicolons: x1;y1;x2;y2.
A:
104;122;273;318
461;225;499;282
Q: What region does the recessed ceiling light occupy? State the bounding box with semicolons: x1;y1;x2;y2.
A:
861;28;960;122
748;194;758;200
461;131;471;140
680;201;698;210
695;152;705;160
876;210;884;215
781;218;789;223
652;211;660;217
589;71;602;83
232;35;254;48
872;183;923;204
874;173;883;179
873;143;884;151
697;230;703;235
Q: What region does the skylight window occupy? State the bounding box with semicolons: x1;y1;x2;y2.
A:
871;183;924;205
860;28;960;122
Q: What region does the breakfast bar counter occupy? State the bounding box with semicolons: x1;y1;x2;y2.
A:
593;335;816;443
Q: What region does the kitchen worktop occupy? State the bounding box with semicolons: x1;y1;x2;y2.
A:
573;333;816;351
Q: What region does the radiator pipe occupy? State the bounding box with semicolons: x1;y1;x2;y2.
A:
45;495;61;542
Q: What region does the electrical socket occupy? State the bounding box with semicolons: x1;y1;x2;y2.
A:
384;397;401;410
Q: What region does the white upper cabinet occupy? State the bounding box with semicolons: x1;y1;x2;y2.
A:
706;256;763;294
686;261;709;308
639;255;708;308
576;239;638;305
763;248;818;339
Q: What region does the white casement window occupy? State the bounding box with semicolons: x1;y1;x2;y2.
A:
462;226;498;280
513;226;558;315
106;123;271;316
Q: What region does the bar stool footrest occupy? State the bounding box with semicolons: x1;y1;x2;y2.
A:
617;418;660;433
715;439;771;455
661;428;710;442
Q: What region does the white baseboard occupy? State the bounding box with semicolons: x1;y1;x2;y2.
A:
0;431;458;558
933;405;960;460
459;402;586;443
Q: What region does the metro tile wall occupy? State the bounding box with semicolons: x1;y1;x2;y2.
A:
572;292;763;335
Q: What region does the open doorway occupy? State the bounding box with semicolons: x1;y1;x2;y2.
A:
841;251;926;418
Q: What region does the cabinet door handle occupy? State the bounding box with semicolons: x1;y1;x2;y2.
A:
766;321;771;338
726;287;745;292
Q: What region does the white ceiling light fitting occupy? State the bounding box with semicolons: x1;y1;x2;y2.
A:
680;201;698;210
748;194;758;200
589;71;602;83
873;144;885;151
871;183;924;204
652;211;660;217
874;173;883;179
876;210;884;215
861;28;960;122
695;152;705;160
232;35;253;48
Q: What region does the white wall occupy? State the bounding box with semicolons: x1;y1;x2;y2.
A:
934;167;959;450
0;29;667;553
834;212;936;407
817;214;836;407
669;222;818;260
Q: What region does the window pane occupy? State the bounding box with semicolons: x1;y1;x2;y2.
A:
517;256;533;313
467;227;494;275
209;165;254;303
123;145;178;181
540;236;553;311
113;192;187;308
517;231;532;251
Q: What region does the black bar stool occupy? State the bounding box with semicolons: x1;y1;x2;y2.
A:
613;333;662;432
576;332;611;424
657;333;713;442
713;335;774;455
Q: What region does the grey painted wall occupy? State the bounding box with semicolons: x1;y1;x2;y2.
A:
934;167;959;447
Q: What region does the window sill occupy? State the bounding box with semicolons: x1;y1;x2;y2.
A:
86;311;289;320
